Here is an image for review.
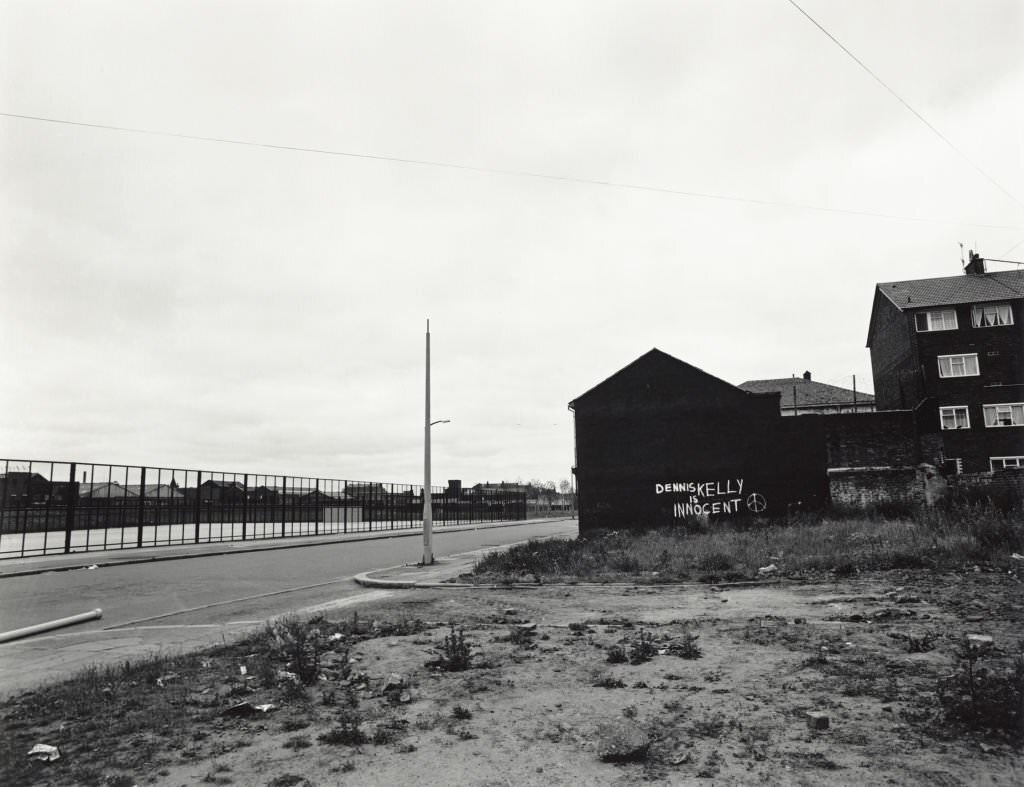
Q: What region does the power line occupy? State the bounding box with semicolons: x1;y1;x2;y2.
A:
998;238;1024;257
1;110;1020;231
786;0;1020;208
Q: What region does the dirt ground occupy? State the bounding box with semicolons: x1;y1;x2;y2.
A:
4;569;1022;786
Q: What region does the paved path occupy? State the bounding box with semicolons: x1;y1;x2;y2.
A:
0;518;577;697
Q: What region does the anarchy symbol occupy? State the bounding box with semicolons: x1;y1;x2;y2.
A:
746;492;767;513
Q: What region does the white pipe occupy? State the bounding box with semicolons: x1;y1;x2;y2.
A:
0;609;103;643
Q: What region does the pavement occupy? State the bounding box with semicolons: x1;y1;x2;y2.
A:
0;516;574;579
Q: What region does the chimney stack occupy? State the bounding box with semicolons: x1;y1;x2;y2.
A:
965;250;986;275
802;371;811;381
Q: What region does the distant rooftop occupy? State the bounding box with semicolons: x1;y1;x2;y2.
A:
738;375;874;409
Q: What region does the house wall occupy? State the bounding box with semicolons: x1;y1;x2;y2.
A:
869;293;920;410
911;300;1024;472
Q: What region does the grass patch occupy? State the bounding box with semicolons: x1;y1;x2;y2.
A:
470;504;1022;583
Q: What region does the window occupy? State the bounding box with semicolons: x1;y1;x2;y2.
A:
971;303;1013;327
983;403;1024;427
915;309;958;332
941;457;963;475
939;406;970;430
937;354;979;378
990;456;1024;470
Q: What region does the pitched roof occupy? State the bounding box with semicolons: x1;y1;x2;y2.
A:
737;378;874;409
123;484;184;498
79;482;138;499
875;269;1024;311
569;348;760;408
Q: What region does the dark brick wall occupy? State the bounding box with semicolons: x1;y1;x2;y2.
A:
913;300;1024;472
869;292;920;410
820;410;919;468
870;291;1023;474
572;351;826;531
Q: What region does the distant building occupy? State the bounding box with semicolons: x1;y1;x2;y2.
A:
866;254;1024;473
738;372;874;416
0;472;51;504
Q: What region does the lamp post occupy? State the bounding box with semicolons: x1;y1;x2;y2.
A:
422;319;450;566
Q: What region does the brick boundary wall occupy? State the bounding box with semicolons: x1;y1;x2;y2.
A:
829;466;1024;510
947;469;1024;508
827;466;923;508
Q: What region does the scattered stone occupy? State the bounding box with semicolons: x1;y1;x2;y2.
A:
806;711;830;731
793;617;807;625
966;635;994;652
398;691;412;704
27;743;60;763
222;701;276;717
757;564;778;577
515;622;537;632
503;608;518;616
895;594;921;604
596;720;650;763
383;673;406;692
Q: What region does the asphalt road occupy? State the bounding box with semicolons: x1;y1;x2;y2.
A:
0;519;577;697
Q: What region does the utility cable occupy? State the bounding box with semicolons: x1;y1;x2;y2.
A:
1;110;1019;231
786;0;1020;207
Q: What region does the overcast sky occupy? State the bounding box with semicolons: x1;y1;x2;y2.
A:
2;1;1021;487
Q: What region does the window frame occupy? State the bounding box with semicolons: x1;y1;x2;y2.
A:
937;353;980;378
982;402;1024;428
939;405;971;430
990;456;1024;470
915;309;959;332
971;303;1014;328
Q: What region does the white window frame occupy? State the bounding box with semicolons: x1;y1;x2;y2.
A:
971;303;1014;328
982;402;1024;428
939;406;970;430
940;457;963;474
990;456;1024;470
915;309;958;332
937;353;979;378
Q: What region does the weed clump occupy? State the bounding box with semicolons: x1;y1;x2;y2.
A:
628;629;658;665
426;625;474;672
937;637;1024;736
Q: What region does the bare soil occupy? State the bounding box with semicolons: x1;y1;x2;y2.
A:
3;569;1022;786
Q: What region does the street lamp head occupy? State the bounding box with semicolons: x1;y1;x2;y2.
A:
430;419;451;426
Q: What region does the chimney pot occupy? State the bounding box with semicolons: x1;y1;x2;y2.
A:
803;371;811;381
965;250;986;275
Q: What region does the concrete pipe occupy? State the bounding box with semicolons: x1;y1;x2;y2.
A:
0;609;103;644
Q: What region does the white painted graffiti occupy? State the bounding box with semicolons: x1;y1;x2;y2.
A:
656;477;768;517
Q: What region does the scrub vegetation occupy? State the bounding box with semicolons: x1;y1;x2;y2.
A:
469;503;1023;584
1;569;1021;785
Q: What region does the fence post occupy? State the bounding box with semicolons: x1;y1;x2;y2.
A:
63;462;77;554
194;471;202;543
314;479;320;536
242;474;249;540
136;467;146;547
280;476;286;538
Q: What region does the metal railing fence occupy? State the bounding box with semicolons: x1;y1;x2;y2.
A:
0;459;527;558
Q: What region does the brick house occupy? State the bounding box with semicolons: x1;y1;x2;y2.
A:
738;372;875;415
866;255;1024;473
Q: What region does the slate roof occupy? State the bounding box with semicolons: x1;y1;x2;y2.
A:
737;378;874;409
876;270;1024;310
